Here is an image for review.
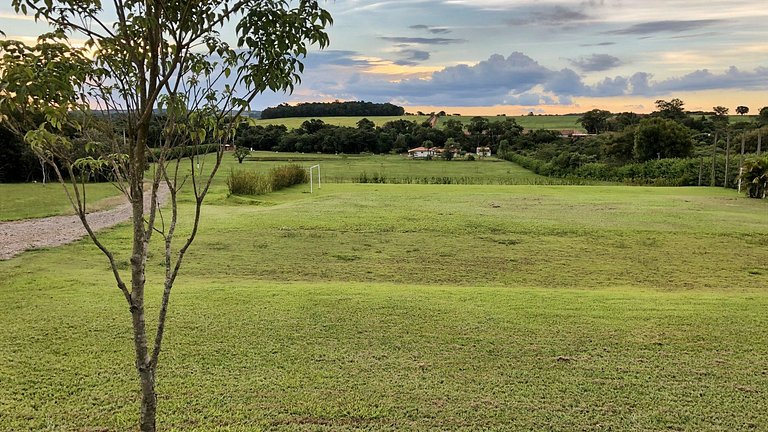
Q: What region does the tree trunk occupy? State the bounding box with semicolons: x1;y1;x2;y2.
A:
711;132;718;186
724;133;730;188
130;121;155;431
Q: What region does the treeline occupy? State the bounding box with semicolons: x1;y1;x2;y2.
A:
235;116;526;155
0;111;230;183
260;101;405;119
499;100;768;188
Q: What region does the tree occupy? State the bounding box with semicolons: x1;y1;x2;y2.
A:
736;106;749;116
654;98;687;122
758;107;768;125
0;1;331;431
233;145;251;163
712;106;730;130
633;117;693;161
578;109;612;134
356;118;375;130
740;156;768;198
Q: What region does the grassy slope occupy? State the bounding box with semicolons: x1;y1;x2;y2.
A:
0;182;123;221
1;157;768;430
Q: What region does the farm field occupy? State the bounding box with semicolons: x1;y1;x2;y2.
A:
1;157;768;430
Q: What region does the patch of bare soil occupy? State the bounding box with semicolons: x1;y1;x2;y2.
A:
0;185;168;260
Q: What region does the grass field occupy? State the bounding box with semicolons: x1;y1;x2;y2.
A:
1;156;768;430
0;182;123;221
234;152;551;185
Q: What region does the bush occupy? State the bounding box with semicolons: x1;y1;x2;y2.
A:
227;169;271;195
270;164;309;190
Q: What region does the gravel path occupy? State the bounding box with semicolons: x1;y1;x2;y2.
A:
0;185;169;260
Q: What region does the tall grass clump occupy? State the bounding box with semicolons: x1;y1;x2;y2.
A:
227;169;271;195
270;164;308;190
228;164;309;196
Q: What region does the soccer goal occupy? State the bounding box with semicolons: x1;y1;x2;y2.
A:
309;164;321;193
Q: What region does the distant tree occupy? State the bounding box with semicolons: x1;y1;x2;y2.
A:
301;119;326;134
633;117;694;161
654;98;687;122
233;146;251;164
609;112;641;131
497;139;511;158
467;116;490;147
736;106;749;116
740;156;768;198
578;109;612;134
712;106;730;130
356;118;375;130
759;107;768;125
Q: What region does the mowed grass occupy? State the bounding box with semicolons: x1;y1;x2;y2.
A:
1;170;768;430
0;182;123;221
234;152;548;184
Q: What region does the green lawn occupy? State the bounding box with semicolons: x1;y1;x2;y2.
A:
0;182;123;221
1;158;768;430
233;152;550;184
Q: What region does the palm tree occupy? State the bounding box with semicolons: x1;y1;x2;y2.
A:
740;156;768;198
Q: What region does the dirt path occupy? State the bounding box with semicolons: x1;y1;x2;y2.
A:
0;185;169;260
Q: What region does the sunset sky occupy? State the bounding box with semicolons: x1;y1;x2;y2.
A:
2;0;767;115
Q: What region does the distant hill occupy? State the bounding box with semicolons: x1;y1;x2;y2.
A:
260;101;405;119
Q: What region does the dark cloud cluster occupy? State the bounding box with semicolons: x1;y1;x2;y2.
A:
507;6;590;26
409;24;451;34
569;54;623;72
335;52;768;106
604;19;723;35
394;49;431;66
380;36;465;45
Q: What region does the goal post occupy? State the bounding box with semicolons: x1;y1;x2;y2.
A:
309;164;321;193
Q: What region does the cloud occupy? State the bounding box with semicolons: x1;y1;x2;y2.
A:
380;36;465;45
653;66;768;92
274;50;768;108
409;24;451;34
302;50;376;68
393;49;431;66
569;54;624;72
507;6;590;26
580;42;616;47
604;19;723;35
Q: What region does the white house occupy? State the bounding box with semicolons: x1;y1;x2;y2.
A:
408;147;436;159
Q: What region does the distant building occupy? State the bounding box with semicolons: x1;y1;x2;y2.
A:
476;147;491;157
408;147;435;159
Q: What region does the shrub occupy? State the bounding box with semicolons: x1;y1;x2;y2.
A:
227;169;271;195
270;164;308;190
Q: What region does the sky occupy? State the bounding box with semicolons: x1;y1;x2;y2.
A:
2;0;767;115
